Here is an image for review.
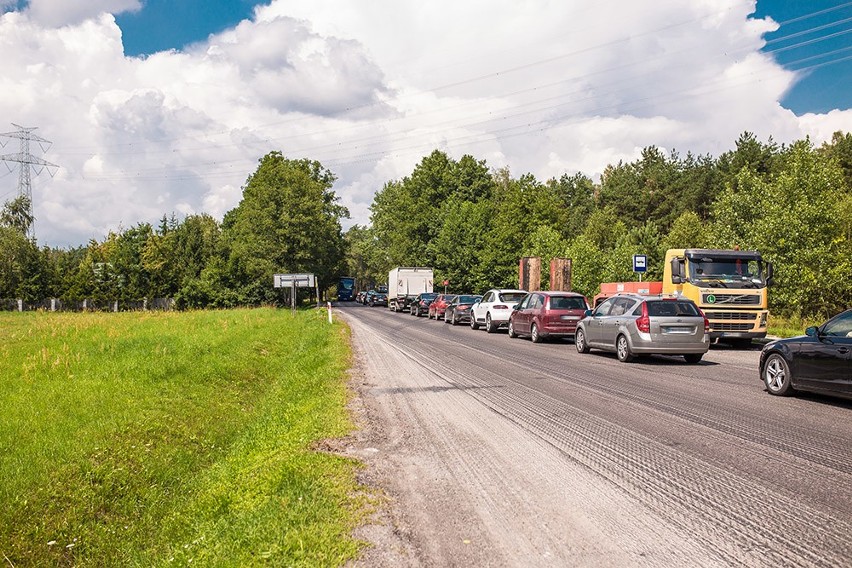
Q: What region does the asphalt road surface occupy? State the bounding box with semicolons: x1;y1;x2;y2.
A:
339;303;852;568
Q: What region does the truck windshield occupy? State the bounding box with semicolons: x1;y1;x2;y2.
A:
688;258;766;288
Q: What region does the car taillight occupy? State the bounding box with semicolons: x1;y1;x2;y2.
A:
699;308;710;333
636;302;650;333
494;304;509;310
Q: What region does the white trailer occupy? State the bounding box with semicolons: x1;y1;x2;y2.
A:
388;267;434;312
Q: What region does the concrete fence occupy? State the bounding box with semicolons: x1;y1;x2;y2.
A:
0;298;175;312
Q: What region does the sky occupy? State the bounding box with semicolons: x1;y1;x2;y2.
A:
1;0;851;248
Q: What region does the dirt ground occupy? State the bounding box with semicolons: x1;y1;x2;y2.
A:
335;312;724;568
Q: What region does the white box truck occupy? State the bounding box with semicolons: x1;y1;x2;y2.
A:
388;267;434;312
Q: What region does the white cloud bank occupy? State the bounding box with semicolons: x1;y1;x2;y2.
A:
0;0;850;247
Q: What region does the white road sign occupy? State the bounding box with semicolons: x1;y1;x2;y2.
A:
274;273;316;288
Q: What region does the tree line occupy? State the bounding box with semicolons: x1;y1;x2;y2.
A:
1;133;850;318
350;132;852;319
0;152;348;308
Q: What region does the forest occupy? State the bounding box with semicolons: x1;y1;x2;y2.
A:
1;132;850;318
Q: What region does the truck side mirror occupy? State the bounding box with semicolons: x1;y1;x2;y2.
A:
765;262;774;286
670;257;684;284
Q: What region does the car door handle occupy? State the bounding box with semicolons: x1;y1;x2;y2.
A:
838;347;849;354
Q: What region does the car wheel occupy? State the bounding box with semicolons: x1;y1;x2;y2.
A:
616;335;634;362
486;313;497;333
575;328;590;353
444;311;451;323
763;353;795;396
531;323;542;343
470;314;479;330
684;353;703;364
451;312;458;325
508;320;517;338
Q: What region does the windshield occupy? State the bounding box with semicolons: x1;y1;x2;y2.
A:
338;278;355;290
646;300;700;317
688;258;766;289
499;292;527;303
420;293;438;300
549;296;587;310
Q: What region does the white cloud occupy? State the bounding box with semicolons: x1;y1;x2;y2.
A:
24;0;140;27
0;1;850;247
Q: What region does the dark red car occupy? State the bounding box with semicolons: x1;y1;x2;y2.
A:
508;291;589;342
428;294;457;320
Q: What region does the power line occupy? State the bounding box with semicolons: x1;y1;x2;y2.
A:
0;124;59;238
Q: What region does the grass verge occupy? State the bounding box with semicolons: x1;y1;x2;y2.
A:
767;313;824;338
0;308;367;566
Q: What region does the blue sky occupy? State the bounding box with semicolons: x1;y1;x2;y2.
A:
112;0;852;116
116;0;261;56
2;0;851;246
751;0;852;114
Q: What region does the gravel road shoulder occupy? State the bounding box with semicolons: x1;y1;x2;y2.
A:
337;311;725;567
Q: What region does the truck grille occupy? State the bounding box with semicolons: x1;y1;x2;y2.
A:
703;294;761;305
704;311;756;321
711;322;754;331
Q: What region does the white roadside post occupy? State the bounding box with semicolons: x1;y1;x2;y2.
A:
327;301;333;324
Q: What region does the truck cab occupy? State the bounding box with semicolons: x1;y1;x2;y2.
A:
664;248;773;343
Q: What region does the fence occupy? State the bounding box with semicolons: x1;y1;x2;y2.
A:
0;298;175;312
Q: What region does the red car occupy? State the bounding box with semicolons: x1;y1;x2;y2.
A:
508;291;589;343
428;294;457;320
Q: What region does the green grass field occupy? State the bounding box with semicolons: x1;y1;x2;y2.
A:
0;308;368;566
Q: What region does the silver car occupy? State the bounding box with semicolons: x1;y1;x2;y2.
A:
575;294;710;363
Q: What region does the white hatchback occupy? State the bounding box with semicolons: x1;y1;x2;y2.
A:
470;288;527;333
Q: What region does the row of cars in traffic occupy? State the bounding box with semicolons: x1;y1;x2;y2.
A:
354;286;852;400
406;288;711;363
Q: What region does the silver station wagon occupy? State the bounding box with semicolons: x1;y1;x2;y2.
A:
575;294;710;363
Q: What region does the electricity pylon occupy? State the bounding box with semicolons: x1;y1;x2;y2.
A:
0;123;59;238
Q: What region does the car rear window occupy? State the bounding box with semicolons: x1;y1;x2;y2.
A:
549;296;587;310
499;292;526;303
646;300;699;317
458;295;481;303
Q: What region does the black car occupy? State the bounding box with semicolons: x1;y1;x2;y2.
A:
443;294;482;325
369;292;388;307
409;292;438;317
759;308;852;399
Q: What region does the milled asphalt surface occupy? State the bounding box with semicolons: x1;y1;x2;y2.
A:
339;302;852;567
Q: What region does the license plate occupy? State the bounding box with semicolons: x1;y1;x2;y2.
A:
662;326;691;334
560;315;580;321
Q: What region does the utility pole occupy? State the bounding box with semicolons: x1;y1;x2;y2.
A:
0;123;59;239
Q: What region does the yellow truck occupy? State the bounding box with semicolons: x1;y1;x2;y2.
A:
664;248;773;345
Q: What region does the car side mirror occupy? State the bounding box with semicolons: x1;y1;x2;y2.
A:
765;262;775;286
584;309;593;317
805;326;819;337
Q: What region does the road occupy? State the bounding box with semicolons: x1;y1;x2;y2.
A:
339;303;852;568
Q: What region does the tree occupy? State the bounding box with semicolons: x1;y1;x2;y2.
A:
223;152;349;303
0;196;34;236
712;140;851;317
